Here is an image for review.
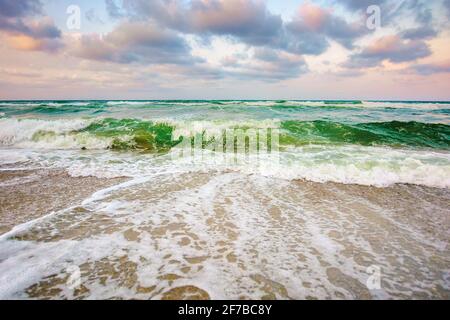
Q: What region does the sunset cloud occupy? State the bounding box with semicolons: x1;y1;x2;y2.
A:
345;35;431;68
7;34;61;52
0;0;62;52
123;0;284;47
0;0;449;99
286;2;367;53
71;21;198;65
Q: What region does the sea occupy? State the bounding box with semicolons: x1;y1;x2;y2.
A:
0;100;448;299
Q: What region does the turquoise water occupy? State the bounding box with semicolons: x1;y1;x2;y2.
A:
1;100;449;125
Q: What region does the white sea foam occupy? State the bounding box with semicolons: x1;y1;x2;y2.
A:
3;143;447;188
277;100;449;110
253;100;441;110
251;148;450;188
164;146;450;188
0;150;29;165
0;118;127;150
0;118;91;146
362;101;450;110
0;102;90;107
106;101;155;106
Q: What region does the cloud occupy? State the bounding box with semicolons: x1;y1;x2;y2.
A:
123;0;284;47
71;21;199;65
7;34;62;52
122;0;367;57
0;0;59;38
445;0;450;16
344;35;431;68
411;60;450;75
0;0;62;52
0;0;41;17
70;20;308;82
400;1;437;41
339;0;442;41
189;0;281;41
221;48;309;81
25;17;61;38
2;0;447;89
285;2;367;54
401;26;437;40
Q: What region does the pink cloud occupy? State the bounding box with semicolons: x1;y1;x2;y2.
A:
364;35;402;55
297;2;328;31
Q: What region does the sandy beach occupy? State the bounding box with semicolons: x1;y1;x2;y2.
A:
0;167;448;299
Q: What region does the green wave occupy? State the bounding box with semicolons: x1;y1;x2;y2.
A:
75;118;181;151
47;118;450;151
323;100;363;105
280;120;450;149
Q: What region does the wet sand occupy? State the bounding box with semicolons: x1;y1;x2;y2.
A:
0;168;128;235
0;170;448;300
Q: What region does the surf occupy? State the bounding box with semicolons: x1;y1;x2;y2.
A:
1;117;448;151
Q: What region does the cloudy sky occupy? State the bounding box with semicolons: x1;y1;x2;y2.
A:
1;0;449;100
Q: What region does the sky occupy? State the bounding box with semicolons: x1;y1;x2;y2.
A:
0;0;449;100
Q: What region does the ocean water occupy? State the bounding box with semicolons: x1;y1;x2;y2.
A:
1;100;449;186
0;100;449;299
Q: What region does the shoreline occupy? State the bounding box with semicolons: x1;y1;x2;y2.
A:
0;168;129;235
1;167;449;237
